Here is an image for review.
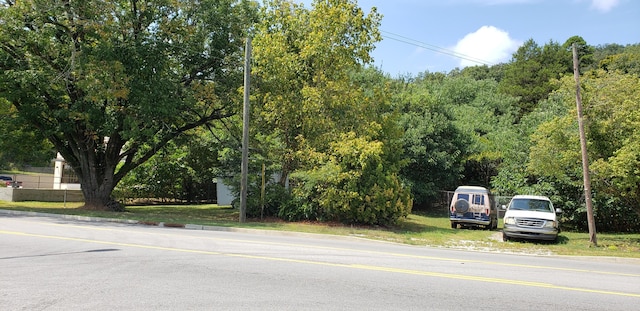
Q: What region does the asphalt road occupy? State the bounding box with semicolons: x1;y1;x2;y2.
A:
1;212;639;310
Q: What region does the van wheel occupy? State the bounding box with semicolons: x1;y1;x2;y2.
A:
451;222;457;229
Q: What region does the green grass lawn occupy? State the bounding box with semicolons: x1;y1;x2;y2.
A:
1;201;638;259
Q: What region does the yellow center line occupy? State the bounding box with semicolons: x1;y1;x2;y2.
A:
2;229;640;298
26;221;640;278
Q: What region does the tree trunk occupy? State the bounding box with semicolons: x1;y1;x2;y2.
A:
81;185;124;211
72;140;126;212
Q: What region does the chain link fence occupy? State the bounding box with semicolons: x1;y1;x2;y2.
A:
1;167;56;189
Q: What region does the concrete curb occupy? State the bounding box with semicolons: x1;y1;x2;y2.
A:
0;208;370;242
0;209;139;225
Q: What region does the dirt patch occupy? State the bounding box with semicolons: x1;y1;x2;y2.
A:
490;231;504;242
443;232;556;256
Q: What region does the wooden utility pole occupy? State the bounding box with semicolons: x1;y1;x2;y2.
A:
572;43;597;246
261;162;266;220
240;37;252;223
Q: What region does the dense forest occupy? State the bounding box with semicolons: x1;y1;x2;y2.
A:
1;0;639;232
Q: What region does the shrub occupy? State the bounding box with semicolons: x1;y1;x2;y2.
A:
289;133;412;226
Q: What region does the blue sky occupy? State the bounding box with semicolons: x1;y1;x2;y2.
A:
297;0;640;76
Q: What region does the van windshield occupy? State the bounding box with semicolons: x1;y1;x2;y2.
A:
509;199;553;212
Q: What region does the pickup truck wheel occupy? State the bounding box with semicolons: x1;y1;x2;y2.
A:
502;231;509;242
451;222;457;229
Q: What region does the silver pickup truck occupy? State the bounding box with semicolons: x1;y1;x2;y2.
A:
502;195;561;242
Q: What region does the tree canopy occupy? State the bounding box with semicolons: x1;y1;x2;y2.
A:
0;98;54;169
250;0;382;182
0;0;256;209
498;38;572;118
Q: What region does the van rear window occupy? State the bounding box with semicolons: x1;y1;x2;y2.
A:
473;194;484;205
457;194;469;201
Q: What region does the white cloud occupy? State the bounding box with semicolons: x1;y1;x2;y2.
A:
589;0;620;12
453;26;521;68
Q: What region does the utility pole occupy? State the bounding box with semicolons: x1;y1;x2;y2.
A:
240;37;251;223
572;43;597;246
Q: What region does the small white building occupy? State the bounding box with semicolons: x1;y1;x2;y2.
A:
215;178;235;205
53;153;81;190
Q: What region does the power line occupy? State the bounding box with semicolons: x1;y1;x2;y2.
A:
380;30;495;66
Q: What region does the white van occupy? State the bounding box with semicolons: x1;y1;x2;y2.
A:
449;186;497;230
502;195;561;242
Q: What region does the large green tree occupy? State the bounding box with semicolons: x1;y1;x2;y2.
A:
251;0;382;184
0;0;256;210
239;0;411;224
